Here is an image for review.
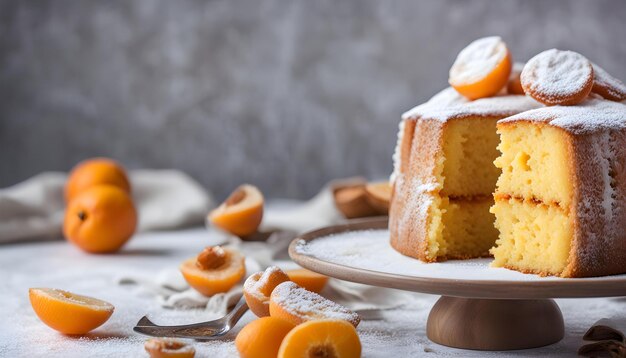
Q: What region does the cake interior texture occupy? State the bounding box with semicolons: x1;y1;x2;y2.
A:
491;123;573;276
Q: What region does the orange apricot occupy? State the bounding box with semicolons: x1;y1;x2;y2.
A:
286;268;329;294
29;288;114;335
235;316;295;358
243;266;291;317
63;185;137;253
364;181;392;215
179;246;245;296
65;157;131;203
449;36;512;100
269;282;360;327
208;184;264;237
144;338;195;358
278;319;362;358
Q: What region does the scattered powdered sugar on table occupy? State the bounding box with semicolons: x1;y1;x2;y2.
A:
295;229;626;282
501;98;626;134
271;281;359;325
521;49;593;98
449;36;508;85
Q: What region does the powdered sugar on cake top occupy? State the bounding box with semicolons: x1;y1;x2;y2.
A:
500;98;626;134
521;49;593;99
449;36;508;85
271;281;360;325
402;87;540;122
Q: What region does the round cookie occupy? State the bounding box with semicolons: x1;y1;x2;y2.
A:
521;49;593;106
591;63;626;102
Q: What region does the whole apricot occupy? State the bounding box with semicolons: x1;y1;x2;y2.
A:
235;317;295;358
65;158;131;202
63;185;137;253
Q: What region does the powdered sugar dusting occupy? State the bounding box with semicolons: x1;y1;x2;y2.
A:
243;266;284;297
449;36;508;85
500;98;626;134
521;49;593;99
390;120;405;184
402;88;540;122
271;281;360;325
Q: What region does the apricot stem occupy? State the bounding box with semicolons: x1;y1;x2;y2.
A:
77;211;87;221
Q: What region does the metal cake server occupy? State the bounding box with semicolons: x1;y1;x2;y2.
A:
133;298;249;340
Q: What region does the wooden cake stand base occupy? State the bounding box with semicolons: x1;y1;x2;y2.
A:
427;297;564;350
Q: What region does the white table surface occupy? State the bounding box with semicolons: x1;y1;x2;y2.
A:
1;228;624;357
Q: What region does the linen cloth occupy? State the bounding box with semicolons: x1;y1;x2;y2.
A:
0;170;211;244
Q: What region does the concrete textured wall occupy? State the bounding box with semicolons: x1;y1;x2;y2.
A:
1;0;625;199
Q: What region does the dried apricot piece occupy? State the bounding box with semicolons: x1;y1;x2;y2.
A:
278;319;361;358
243;266;291;317
29;288;114;335
591;63;626;102
235;316;295;358
179;246;245;296
208;184;264;237
286;268;329;294
144;338;195;358
449;36;512;99
521;49;593;106
269;282;360;327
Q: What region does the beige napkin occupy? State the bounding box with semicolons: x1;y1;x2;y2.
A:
0;170;211;244
579;318;626;357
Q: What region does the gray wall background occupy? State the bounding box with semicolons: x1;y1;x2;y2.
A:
1;0;625;199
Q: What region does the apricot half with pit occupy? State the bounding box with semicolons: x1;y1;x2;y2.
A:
180;246;245;296
208;184;264;237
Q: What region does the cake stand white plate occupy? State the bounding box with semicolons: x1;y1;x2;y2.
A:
288;217;626;351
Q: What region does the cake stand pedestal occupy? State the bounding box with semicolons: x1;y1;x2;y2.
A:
288;217;626;351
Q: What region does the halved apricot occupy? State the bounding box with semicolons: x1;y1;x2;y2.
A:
269;282;360;327
364;181;392;215
29;288;114;335
278;319;361;358
208;184;264;237
235;316;295;358
144;338;195;358
243;266;291;317
286;268;328;294
179;246;245;296
449;36;512;100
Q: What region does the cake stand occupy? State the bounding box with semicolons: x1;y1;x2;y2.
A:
288;217;626;351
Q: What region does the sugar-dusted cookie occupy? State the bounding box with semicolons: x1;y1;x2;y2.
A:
521;49;593;106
